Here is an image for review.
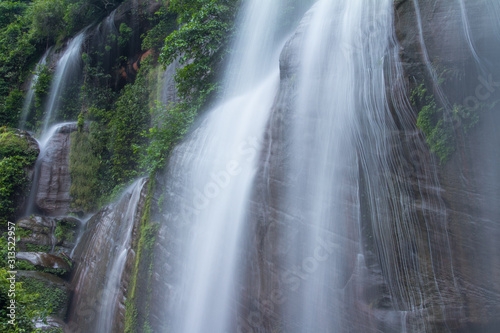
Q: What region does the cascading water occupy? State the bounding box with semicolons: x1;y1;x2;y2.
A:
152;0;478;332
68;178;148;333
94;9;118;73
16;0;495;332
158;1;293;332
19;47;52;130
278;1;458;331
42;31;85;133
23;122;77;216
95;178;148;333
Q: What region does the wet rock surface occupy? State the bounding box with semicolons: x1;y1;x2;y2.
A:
35;123;78;216
17;252;71;272
17;214;80;255
395;0;500;331
67;178;148;333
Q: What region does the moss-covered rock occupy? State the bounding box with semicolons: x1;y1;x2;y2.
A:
0;127;39;226
16;215;81;255
17;271;71;320
17;252;72;277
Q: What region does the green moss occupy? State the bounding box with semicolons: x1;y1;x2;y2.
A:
0;127;38;164
125;178;158;333
17;275;68;315
412;83;481;164
16;227;33;239
0;268;47;332
25;244;52;253
69;130;100;212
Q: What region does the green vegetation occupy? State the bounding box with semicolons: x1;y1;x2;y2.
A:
0;0;125;127
141;101;196;174
30;64;53;129
118;22;133;47
0;268;48;332
412;83;480;163
54;218;78;244
69;129;100;212
0;127;39;227
109;69;151;183
1;0;244;329
17;275;68;314
141;6;177;53
160;0;240;104
0;238;49;332
24;244;52;253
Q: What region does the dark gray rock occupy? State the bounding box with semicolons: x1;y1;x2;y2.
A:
17;252;71;272
67;178;149;333
35;123;78;216
16;215;80;255
395;0;500;331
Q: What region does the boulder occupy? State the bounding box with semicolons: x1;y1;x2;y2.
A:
17;214;81;255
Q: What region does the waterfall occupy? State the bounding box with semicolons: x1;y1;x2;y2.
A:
19;47;52;130
68;178;148;333
93;9;119;75
158;1;291;332
95;178;148;332
152;0;469;332
23;122;77;216
41;31;85;134
278;0;457;331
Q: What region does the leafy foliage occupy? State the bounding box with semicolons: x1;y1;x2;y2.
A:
109;67;151;183
141;5;177;52
160;0;240;103
0;267;48;333
412;83;481;163
141;101;196;173
0;0;124;127
69;129;100;212
0;127;39;227
17;275;68;314
118;22;133;47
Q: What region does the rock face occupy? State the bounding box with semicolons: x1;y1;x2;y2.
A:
17;252;72;272
67;178;148;333
395;0;500;331
35;123;77;216
17;215;80;255
142;2;500;333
